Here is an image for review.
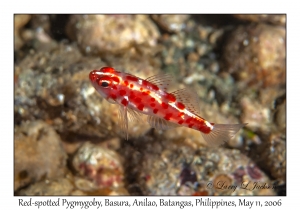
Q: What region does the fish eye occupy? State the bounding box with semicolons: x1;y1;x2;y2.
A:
101;81;109;87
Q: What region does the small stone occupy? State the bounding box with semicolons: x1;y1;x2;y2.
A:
247;132;285;189
179;164;198;186
247;164;263;180
14;15;31;50
152;14;190;33
222;24;286;89
14;121;67;191
66;15;160;55
274;100;286;132
72;142;124;189
18;177;82;196
187;52;199;62
240;96;271;133
232;167;246;184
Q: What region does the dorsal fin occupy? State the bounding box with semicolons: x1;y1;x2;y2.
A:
147;115;180;130
171;88;201;116
146;73;175;92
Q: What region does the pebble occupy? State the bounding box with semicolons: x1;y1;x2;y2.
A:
152;14;190;33
66;15;160;55
221;24;286;89
14;121;67;191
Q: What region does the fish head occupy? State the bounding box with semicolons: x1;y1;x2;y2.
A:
89;67;120;99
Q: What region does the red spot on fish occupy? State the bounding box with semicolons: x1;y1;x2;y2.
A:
111;76;120;83
178;120;184;124
110;94;117;100
100;67;115;73
129;84;134;88
142;91;150;95
188;124;194;128
119;90;126;96
198;125;211;134
124;80;129;86
164;113;172;121
178;112;184;117
126;75;138;82
135;97;142;103
177;102;185;110
137;104;144;111
121;98;128;106
153;109;158;114
129;93;135;100
140;87;143;91
112;85;117;90
161;102;168;109
166;93;176;102
152;84;159;91
150;97;155;102
142;80;150;87
150;103;155;107
186;118;193;124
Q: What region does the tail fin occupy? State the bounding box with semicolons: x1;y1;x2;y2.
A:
201;123;246;147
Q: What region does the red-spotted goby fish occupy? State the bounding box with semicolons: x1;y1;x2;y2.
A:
89;67;246;146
